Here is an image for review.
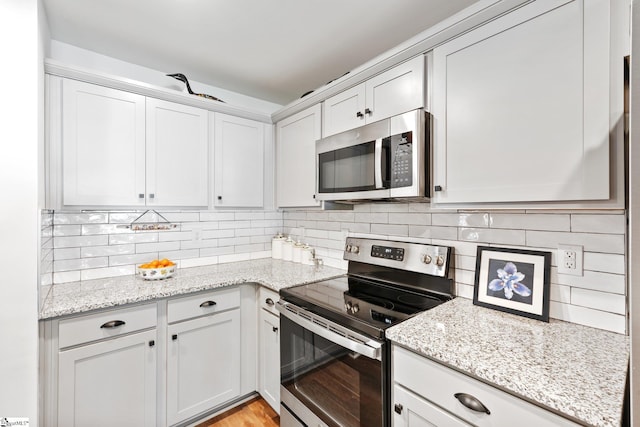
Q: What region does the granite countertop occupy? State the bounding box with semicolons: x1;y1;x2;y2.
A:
39;258;346;319
386;298;629;427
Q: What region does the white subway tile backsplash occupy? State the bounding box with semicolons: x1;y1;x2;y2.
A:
82;244;135;258
570;214;626;234
371;223;409;236
56;212;108;224
53;225;81;236
54;257;109;272
55;235;109;248
109;233;159;245
109;253;155;266
81;265;135;281
354;212;389;224
550;301;626;334
526;231;625;254
54;248;81;260
46;205;626;334
389;213;431;226
490;213;571;231
583;252;625;275
136;241;180;253
571;288;626;315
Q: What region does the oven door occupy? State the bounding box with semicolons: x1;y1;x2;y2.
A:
277;301;387;427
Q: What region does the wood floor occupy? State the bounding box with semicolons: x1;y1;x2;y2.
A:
195;396;279;427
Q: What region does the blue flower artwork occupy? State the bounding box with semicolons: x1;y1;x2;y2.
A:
486;260;534;305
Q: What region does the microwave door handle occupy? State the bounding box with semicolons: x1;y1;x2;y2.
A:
374;138;383;189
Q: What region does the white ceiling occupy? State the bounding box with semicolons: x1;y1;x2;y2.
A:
42;0;478;105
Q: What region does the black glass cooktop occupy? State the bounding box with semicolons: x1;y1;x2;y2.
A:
280;275;449;339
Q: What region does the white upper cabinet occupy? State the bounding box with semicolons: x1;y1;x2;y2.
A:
60;79;208;208
146;98;209;207
323;55;425;136
214;113;265;207
62;79;146;207
431;0;611;205
276;104;322;208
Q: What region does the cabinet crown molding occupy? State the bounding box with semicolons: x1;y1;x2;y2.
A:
44;59;273;124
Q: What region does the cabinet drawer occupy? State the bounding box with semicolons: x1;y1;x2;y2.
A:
58;303;157;349
168;287;240;323
393;346;579;427
259;286;279;316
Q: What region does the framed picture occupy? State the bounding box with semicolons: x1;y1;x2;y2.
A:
473;246;551;322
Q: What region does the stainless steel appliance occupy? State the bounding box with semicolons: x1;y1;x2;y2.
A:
277;237;454;427
315;109;430;202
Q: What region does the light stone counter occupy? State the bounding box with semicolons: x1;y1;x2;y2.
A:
39;258;345;319
386;297;629;427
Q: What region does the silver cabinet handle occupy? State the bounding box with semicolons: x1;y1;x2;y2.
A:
265;298;275;306
149;193;155;199
454;393;490;414
138;193;145;199
100;320;125;329
199;300;217;308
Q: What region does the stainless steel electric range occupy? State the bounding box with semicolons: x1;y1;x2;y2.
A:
277;237;455;427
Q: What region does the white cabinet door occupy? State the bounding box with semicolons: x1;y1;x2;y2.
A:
58;329;157;427
365;55;425;125
166;309;241;426
214;113;265;207
323;56;425;136
432;0;610;204
62;79;146;207
276;104;322;208
259;309;280;413
393;384;471;427
322;85;366;137
146;98;209;207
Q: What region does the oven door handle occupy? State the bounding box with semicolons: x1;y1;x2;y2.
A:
374;138;383;189
277;301;382;361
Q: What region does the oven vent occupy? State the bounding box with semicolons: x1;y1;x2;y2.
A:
328;325;347;337
312;318;328;328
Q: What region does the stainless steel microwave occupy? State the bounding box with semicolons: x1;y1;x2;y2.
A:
316;108;429;202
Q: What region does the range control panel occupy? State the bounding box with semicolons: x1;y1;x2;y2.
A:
371;245;405;261
343;237;451;277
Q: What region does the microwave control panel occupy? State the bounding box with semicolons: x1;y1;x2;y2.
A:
390;132;413;188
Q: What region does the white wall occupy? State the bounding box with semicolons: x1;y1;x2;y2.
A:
0;0;42;423
50;41;283;115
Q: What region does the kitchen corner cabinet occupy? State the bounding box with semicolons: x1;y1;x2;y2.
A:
213;113;265;207
258;287;280;413
45;303;158;427
431;0;612;205
166;288;241;426
276;104;322;208
322;55;424;137
392;346;579;427
58;78;208;208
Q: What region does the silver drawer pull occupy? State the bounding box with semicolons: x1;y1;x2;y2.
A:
199;300;217;308
100;320;125;329
265;298;275;306
454;393;490;414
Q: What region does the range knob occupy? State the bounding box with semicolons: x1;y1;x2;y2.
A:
350;245;360;254
345;244;352;252
345;301;353;311
436;255;445;267
352;304;360;313
422;254;432;264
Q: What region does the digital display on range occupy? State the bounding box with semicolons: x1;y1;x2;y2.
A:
371;245;404;261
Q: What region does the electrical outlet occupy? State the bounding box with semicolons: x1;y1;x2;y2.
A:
192;226;202;241
557;244;583;276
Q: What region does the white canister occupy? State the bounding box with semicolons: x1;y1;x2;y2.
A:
292;241;304;263
271;233;285;259
282;236;294;261
302;245;315;265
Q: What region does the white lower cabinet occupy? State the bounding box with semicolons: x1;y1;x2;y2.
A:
49;303;158;427
258;286;280;413
166;288;242;426
392;346;579;427
393;384;471;427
